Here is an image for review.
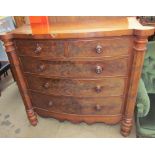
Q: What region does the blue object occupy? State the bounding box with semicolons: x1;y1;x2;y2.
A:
0;16;15;61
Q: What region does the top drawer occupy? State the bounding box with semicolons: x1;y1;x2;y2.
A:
14;37;133;58
15;40;65;57
68;37;133;57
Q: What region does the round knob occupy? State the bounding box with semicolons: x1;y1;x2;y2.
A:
38;64;45;72
48;101;53;106
96;45;103;54
95;104;102;111
43;82;50;89
95;65;103;74
34;44;42;54
95;86;102;93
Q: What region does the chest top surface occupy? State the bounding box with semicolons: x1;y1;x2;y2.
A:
0;17;154;40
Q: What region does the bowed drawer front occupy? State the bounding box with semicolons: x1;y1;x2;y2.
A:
15;37;132;119
19;57;129;77
30;92;123;115
25;75;125;97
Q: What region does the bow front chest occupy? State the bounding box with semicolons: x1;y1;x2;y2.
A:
0;17;154;136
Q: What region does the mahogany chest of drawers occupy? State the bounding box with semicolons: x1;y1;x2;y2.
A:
0;17;154;136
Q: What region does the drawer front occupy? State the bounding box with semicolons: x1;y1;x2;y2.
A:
26;75;125;97
20;57;128;77
68;37;133;57
30;92;123;115
15;40;65;57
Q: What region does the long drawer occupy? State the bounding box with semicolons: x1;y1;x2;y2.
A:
30;91;123;115
25;75;125;97
20;57;129;78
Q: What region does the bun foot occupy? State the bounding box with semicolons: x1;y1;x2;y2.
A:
27;109;38;126
121;130;130;137
30;118;38;126
121;118;132;137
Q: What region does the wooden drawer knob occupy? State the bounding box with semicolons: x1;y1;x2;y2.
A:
38;64;45;72
95;104;102;111
48;101;53;106
95;86;102;93
96;45;103;54
95;65;103;74
34;44;42;54
43;82;50;89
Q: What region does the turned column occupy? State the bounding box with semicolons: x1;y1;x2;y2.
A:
121;33;150;137
1;34;38;126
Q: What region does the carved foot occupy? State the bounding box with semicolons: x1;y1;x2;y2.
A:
121;118;132;137
27;109;38;126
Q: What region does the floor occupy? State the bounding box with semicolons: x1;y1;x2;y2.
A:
0;71;136;138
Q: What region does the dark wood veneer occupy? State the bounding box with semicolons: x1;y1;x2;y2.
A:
68;37;133;57
15;39;65;57
19;57;129;78
30;92;123;115
26;75;125;97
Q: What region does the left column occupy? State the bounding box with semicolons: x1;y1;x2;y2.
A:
1;34;38;126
